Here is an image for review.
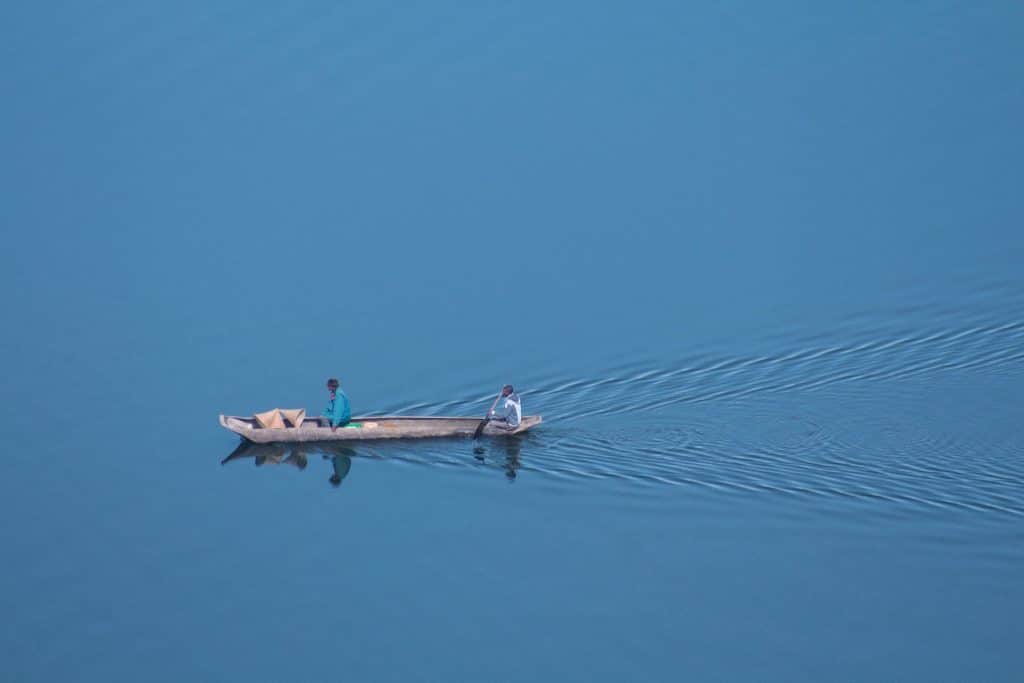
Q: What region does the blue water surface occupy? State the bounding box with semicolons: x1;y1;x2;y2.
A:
1;2;1022;681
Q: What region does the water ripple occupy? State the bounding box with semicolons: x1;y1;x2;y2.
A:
374;289;1024;516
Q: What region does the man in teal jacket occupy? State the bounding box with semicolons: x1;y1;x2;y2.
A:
322;378;351;430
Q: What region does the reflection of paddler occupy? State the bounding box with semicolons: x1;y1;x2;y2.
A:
325;445;356;487
504;437;522;481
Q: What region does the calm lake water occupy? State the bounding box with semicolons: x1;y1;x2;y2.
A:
2;2;1022;681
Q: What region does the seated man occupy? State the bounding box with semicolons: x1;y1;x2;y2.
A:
321;377;351;431
489;384;522;429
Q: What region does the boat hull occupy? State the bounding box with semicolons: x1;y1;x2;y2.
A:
219;414;542;443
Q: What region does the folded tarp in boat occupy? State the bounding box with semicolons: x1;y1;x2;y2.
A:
279;408;305;428
254;409;285;429
254;408;307;428
252;410;379;430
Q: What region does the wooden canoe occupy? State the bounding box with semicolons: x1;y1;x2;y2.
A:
219;414;543;443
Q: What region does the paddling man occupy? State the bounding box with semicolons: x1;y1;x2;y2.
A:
322;378;351;431
489;384;522;430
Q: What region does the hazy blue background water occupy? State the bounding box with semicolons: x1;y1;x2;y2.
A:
2;2;1022;681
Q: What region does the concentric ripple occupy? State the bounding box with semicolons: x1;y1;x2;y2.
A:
362;281;1024;515
221;281;1023;516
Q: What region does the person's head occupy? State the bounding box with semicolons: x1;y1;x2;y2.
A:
329;474;342;487
501;384;514;396
327;378;340;392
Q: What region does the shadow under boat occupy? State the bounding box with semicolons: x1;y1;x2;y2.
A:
222;431;538;485
222;440;356;487
474;434;524;482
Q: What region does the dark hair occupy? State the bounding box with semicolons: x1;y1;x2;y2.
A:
327;378;340;389
502;384;514;394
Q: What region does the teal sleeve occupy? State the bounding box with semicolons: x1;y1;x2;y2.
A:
331;392;351;427
339;393;351;425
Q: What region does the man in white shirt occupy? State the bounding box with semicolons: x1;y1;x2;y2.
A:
489;384;522;429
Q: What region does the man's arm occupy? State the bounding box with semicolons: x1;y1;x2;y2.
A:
327;399;342;428
338;393;351;424
490;399;510;421
329;393;352;428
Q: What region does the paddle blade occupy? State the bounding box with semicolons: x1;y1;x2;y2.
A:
474;390;503;439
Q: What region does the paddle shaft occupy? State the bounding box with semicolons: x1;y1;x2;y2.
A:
473;390;504;439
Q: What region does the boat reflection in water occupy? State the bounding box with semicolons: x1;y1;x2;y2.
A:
327;449;352;487
224;433;532;486
221;441;355;488
474;436;523;482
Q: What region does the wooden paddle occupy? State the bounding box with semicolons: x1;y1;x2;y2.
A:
473;389;504;439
